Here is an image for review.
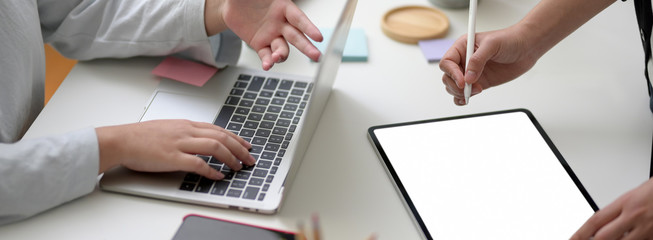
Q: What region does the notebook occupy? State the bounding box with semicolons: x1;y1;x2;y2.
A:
99;0;357;214
367;109;598;239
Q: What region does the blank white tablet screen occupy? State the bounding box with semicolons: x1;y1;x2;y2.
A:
372;111;595;239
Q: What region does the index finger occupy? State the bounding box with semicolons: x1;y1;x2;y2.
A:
285;4;323;42
571;203;622;239
439;40;466;89
192;121;252;149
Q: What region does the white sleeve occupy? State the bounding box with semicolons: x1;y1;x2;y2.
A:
38;0;241;68
0;128;99;226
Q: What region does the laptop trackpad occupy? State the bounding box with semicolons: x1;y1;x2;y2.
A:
140;91;219;123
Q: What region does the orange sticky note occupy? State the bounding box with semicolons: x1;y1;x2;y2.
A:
151;56;218;87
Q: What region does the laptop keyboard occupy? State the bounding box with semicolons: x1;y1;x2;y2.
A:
179;74;312;201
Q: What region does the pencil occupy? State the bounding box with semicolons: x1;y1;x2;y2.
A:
464;0;478;105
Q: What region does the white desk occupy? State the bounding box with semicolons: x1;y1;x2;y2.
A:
2;0;651;239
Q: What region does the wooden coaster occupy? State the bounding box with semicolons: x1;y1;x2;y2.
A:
381;6;450;44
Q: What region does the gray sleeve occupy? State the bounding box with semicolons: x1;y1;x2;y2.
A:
0;128;99;226
38;0;240;68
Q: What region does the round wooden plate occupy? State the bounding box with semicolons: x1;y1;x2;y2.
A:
381;6;450;44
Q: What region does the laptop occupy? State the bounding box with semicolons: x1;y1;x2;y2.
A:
100;0;357;214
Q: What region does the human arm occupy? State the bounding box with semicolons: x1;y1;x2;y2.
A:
571;178;653;239
439;0;616;105
40;0;322;70
0;129;99;226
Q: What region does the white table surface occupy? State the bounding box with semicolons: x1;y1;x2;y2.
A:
1;0;651;239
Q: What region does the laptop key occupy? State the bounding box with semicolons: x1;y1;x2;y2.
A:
250;145;263;154
231;180;247;188
291;89;304;96
231;114;246;123
280;111;294;119
184;173;201;182
268;135;283;143
284;103;298;111
248;113;262;121
268;105;282;113
235;107;250;115
225;96;240;105
279;80;293;90
244;121;259;129
222;171;234;180
266;175;274;183
239;99;254;107
235;171;251;180
180;182;196;191
210;181;229;196
243;187;260;200
234;81;248;88
271;98;285;105
264;78;280;90
257;160;272;169
261;151;276;160
213;106;235;128
227;189;243;198
294;81;308;88
263;113;278;121
276;119;291;127
249;177;264;186
265;143;280;152
252;137;267;146
252;105;266;113
243;92;257;99
238;74;252;81
226;123;242;131
239;129;255;137
194;177;214;193
257;193;266;201
255;98;270;105
260;91;274;98
255;129;271;138
253;169;268;178
259;121;274;129
272;127;287;136
247;76;265;91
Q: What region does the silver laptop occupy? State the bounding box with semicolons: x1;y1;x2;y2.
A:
100;0;357;214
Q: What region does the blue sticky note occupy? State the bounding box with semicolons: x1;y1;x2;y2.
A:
418;39;456;63
312;28;368;62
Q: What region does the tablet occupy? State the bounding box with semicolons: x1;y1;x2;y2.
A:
172;214;296;240
368;109;597;239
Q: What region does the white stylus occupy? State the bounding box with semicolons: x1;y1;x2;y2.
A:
464;0;477;105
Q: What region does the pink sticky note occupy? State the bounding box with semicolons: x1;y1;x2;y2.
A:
418;39;456;63
151;56;218;87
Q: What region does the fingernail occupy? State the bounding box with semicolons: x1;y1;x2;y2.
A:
248;156;257;166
